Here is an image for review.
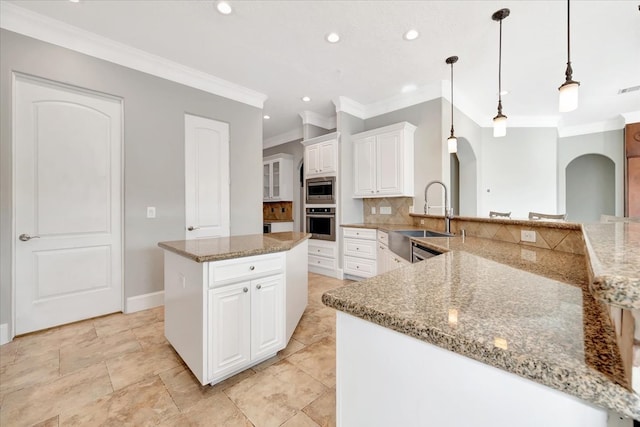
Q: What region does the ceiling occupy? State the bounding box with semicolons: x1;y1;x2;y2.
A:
4;0;639;143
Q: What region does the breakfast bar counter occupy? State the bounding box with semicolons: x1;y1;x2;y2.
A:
323;226;640;425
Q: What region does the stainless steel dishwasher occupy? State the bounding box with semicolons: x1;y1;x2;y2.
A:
411;242;442;263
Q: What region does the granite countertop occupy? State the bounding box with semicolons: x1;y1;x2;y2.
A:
323;227;640;419
583;223;640;310
409;214;582;230
263;219;294;224
158;231;310;263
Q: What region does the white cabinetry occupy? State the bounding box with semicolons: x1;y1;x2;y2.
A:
302;132;338;178
269;222;294;233
308;239;338;277
352;122;416;198
377;231;410;275
263;154;293;201
343;227;377;279
164;250;286;385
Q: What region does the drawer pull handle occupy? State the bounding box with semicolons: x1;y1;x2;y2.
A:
243;287;248;293
249;266;255;271
256;284;262;289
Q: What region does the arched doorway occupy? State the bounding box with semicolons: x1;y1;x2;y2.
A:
566;154;615;222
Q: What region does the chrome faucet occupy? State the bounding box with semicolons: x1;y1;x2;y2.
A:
424;180;453;234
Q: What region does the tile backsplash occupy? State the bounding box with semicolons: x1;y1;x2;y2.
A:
363;197;413;224
263;201;293;221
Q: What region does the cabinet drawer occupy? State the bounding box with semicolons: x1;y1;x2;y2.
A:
377;231;389;245
344;256;377;278
309;254;337;270
308;243;336;258
343;227;376;240
209;253;284;288
343;238;377;259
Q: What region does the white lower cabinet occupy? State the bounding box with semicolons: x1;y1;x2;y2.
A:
308;239;338;277
377;231;410;274
164;250;286;386
343;227;377;279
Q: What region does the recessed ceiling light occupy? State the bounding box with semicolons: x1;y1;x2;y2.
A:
326;32;340;43
402;84;417;93
403;29;419;41
302;96;311;102
263;115;270;120
216;1;232;15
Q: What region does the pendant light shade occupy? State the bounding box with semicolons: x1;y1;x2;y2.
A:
492;8;510;138
559;0;579;112
446;55;459;154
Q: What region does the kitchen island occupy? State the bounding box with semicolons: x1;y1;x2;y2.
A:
159;231;310;385
323;224;639;426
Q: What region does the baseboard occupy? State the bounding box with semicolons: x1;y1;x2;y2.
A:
126;291;164;314
0;323;10;345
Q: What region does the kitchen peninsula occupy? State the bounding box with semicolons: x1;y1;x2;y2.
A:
324;220;640;426
158;232;310;386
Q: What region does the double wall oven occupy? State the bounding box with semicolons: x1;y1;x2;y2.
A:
305;176;336;241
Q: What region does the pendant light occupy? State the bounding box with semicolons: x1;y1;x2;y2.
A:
492;8;510;138
559;0;579;112
446;56;459;154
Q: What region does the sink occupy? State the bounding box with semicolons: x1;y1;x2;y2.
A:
395;229;454;238
387;229;454;262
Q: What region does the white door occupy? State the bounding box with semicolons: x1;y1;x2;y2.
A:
14;75;123;335
208;282;251;381
251;274;284;360
376;131;402;195
185;114;230;239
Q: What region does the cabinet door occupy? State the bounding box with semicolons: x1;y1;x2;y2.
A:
272;160;281;199
208;282;251;382
263;162;272;200
319;140;337;174
251;274;285;360
354;136;376;197
305;145;320;177
377;243;388;275
376;131;402;195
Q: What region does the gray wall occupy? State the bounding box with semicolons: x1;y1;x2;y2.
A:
0;30;263;328
566;154;615;222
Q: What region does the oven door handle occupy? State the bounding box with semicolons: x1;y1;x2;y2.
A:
307;214;335;218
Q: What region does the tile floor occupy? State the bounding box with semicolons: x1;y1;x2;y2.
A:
0;272;349;427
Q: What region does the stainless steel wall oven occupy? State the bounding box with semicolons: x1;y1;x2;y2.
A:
306;207;336;241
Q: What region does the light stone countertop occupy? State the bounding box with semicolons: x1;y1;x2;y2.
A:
583;223;640;310
325;224;640;419
158;231;310;263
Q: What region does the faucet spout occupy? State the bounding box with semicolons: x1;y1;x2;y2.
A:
424;180;452;234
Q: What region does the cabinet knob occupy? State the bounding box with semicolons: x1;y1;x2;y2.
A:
243;287;248;293
356;247;359;250
317;249;321;252
256;284;262;290
249;266;255;271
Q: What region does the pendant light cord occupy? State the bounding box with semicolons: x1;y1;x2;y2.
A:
567;0;571;64
498;18;503;108
450;61;455;137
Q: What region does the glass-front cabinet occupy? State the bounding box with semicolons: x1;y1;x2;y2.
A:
263;154;293;202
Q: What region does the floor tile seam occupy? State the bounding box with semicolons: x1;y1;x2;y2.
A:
220;386;255;426
288;360;334;390
300;390;333;425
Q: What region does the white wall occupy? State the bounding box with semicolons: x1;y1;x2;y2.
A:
480;127;558;219
557;129;624;217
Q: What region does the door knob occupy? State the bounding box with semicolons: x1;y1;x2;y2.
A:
19;233;40;242
187;226;200;231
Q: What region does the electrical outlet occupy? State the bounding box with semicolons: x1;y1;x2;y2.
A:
380;206;392;215
521;230;536;243
371;207;376;214
146;206;156;218
420;219;425;225
409;205;414;213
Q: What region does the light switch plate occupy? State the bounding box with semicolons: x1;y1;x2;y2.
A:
146;206;156;218
371;207;376;214
380;206;392;215
521;230;536;243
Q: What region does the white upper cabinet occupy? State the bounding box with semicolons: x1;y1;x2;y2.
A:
263;154;293;201
352;122;416;198
302;132;338;178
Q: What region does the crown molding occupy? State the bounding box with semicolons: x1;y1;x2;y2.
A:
299;111;336;130
557;117;626;138
620;111;640;124
263;128;303;150
333;96;367;119
0;2;267;108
